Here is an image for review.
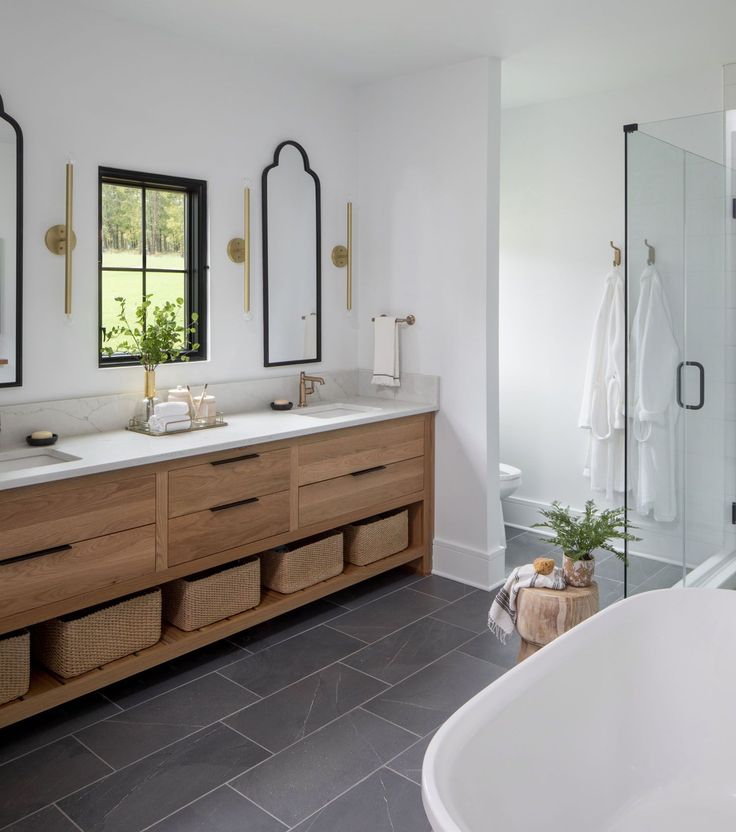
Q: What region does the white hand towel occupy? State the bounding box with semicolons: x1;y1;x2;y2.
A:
148;414;192;433
371;316;400;387
155;400;189;417
488;563;566;642
303;312;317;358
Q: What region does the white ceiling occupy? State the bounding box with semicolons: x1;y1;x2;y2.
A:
77;0;736;108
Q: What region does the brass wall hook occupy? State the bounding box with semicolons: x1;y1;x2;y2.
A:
331;201;352;311
644;238;655;266
227;185;251;313
45;161;76;316
610;240;621;267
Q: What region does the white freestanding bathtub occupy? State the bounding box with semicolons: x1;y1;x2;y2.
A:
423;589;736;832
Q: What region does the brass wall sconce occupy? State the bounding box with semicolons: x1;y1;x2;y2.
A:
331;201;352;311
227;185;251;314
45;161;76;316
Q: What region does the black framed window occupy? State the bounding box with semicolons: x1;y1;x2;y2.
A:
98;167;207;366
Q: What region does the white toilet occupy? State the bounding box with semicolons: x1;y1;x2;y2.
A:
499;463;522;499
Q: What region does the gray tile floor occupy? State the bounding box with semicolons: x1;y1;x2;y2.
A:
0;531;684;832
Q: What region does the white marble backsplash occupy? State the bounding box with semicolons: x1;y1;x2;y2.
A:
0;369;438;447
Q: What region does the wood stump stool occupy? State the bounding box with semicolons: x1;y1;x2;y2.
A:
516;583;599;663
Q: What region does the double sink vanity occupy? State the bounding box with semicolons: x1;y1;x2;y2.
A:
0;397;436;728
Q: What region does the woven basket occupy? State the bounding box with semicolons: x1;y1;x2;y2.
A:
164;557;261;631
0;630;30;706
344;509;409;566
262;531;343;594
33;589;162;679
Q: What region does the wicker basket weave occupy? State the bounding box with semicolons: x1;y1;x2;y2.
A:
33;589;162;679
262;531;344;594
344;509;409;566
164;557;261;631
0;630;30;706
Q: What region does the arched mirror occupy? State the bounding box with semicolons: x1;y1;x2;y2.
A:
262;140;321;366
0;93;22;388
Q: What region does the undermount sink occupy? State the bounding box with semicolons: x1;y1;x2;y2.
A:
0;447;81;474
290;403;381;420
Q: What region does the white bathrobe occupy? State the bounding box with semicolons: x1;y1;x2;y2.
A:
579;267;625;499
630;265;680;522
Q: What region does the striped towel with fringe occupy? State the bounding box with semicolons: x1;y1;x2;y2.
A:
488;563;566;642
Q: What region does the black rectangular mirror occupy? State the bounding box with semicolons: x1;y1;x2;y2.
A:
262;140;321;367
0;92;22;388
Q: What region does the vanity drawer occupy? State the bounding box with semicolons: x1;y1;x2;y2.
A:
299;457;424;527
298;416;424;486
0;525;156;618
168;490;291;566
0;475;156;562
168;448;291;518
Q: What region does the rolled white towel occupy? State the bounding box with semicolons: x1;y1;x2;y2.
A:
154;400;189;417
148;413;192;433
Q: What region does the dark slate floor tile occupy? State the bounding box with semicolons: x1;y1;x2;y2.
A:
2;806;80;832
504;525;525;541
504;532;558;573
231;709;417;827
630;564;684;594
224;662;386;753
597;552;661;585
230;599;347;653
387;731;437;785
292;768;431;832
0;737;111;828
147;785;286;832
429;589;494;634
220;626;363;697
342;617;475;684
327;569;422;610
102;640;248;710
76;673;259;768
59;724;269;832
410;575;476;602
457;629;519;669
0;693;120;766
363;651;504;735
327;588;447;644
597;576;625;609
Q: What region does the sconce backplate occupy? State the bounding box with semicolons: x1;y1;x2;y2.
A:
45;225;77;255
331;244;348;268
227;237;246;264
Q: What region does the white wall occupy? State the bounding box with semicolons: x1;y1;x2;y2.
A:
0;0;357;405
499;70;724;545
357;58;505;588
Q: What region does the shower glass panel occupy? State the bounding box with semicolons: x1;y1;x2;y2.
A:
625;112;729;592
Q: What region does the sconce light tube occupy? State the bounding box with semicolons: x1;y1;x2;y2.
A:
64;162;73;316
226;185;251;313
346;201;352;312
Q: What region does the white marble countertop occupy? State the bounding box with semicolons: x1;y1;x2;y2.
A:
0;396;437;491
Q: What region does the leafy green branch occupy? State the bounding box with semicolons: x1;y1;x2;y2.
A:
100;295;199;370
533;500;640;563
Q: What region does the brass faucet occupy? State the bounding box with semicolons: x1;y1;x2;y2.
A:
298;371;325;408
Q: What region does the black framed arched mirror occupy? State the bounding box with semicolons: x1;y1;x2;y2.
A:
0;93;22;388
262;140;321;367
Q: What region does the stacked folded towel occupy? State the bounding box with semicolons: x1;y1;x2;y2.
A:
148;400;191;433
488;562;566;642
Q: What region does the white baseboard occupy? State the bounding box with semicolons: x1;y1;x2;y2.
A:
432;539;506;590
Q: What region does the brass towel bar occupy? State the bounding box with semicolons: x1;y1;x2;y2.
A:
371;314;416;325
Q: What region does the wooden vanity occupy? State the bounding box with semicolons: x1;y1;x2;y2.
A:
0;413;434;727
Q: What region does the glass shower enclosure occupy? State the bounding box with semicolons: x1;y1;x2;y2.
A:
624;111;735;591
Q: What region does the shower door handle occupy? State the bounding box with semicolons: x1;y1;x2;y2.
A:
676;361;705;410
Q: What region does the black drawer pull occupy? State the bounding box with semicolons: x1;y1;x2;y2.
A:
210;497;260;512
350;465;387;477
211;453;260;466
2;543;73;566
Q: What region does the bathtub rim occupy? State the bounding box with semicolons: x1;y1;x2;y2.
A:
420;587;721;832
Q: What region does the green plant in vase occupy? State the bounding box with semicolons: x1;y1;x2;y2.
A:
101;295;199;420
534;500;640;587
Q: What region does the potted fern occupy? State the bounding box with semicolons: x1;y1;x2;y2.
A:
534;500;639;587
101;295;199;417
